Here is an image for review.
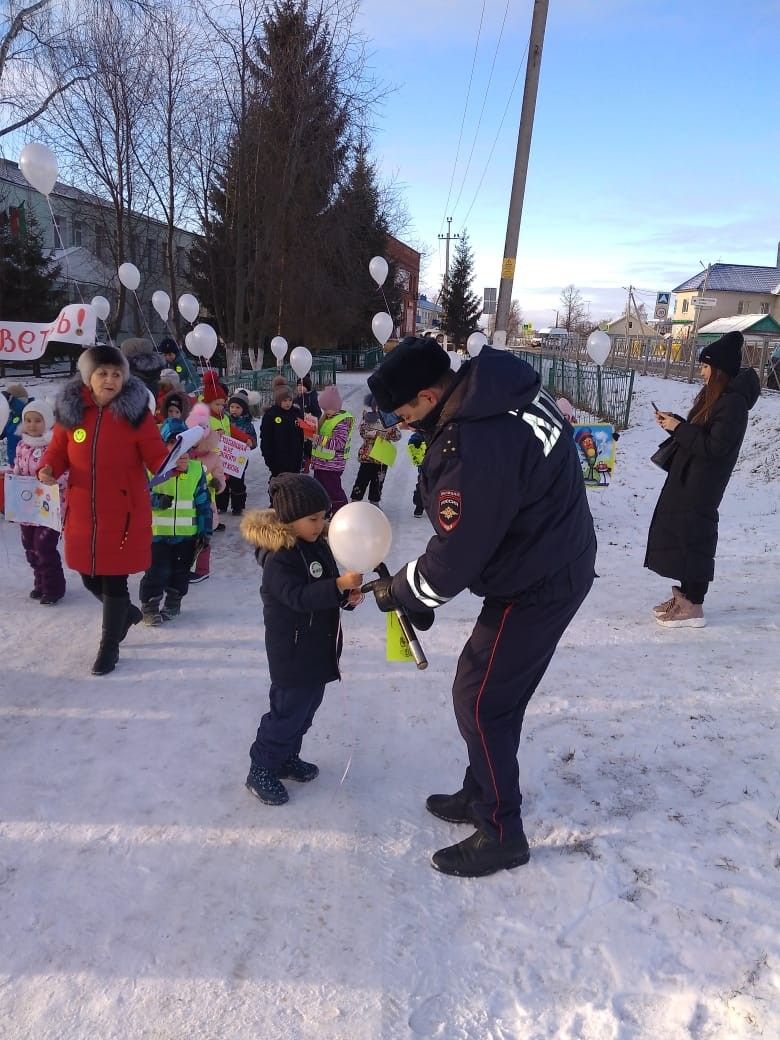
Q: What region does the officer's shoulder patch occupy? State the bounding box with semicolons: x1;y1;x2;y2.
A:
437;488;462;532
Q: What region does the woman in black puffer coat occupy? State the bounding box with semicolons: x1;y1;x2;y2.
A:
645;331;760;628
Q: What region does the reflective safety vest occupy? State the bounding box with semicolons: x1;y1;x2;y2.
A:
311;411;354;463
407;441;426;467
210;414;230;437
151;462;202;537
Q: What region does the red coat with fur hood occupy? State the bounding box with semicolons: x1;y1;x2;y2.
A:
42;376;168;576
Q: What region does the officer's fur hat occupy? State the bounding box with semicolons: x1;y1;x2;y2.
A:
368;336;451;412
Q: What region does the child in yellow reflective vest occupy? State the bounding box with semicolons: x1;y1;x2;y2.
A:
139;418;213;624
408;430;427;518
350;395;401;505
311;383;353;513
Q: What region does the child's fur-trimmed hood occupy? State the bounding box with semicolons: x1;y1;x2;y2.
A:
240;509;297;552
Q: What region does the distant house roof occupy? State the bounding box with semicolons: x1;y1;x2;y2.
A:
698;314;780;337
417;295;443;315
673;263;780;294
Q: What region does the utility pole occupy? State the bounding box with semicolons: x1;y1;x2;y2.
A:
686;263;711;382
438;217;460;294
494;0;549;346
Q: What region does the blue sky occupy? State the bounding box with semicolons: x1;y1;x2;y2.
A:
355;0;780;326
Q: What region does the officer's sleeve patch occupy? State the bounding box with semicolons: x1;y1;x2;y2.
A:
437;489;462;532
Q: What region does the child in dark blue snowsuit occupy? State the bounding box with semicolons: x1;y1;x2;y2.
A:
240;473;364;805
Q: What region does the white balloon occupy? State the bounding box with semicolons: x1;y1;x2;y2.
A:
189;323;218;360
556;396;575;421
178;293;200;324
369;256;389;288
91;295;111;321
0;392;9;431
289;346;313;378
147;388;156;413
466;331;487;357
152;290;170;322
449;351;461;371
270;336;288;362
371;311;393;346
184;330;199;357
118;262;140;291
328;502;393;573
586;330;611;366
19;142;58;196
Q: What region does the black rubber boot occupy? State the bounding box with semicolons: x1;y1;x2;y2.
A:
431;829;530;878
121;604;143;641
161;590;182;621
91;596;129;676
426;789;475;824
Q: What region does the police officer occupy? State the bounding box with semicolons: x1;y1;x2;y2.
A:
365;336;596;877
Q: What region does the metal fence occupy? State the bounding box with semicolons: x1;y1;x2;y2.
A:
510;350;635;430
223;357;338;409
517;331;779;390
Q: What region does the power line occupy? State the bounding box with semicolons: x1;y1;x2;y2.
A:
458;40;530;231
450;0;513;222
438;0;487;235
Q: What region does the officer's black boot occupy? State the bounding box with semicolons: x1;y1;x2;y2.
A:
426;789;475;824
91;596;129;676
431;828;530;878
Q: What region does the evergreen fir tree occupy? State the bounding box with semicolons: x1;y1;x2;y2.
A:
441;230;481;347
0;203;62;320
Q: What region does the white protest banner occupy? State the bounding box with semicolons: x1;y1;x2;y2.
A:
3;474;62;530
0;303;97;361
220;434;251;479
148;426;205;488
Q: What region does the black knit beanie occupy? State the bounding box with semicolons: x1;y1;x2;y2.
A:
699;331;743;378
269;474;331;523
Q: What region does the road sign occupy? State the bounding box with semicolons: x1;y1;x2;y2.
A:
654;291;671;320
692;298;717;308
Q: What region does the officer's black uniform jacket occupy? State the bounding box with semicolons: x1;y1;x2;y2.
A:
391;347;595;613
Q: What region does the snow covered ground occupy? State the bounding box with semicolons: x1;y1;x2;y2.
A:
0;370;778;1040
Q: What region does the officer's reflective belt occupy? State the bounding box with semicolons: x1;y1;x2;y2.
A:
405;560;451;609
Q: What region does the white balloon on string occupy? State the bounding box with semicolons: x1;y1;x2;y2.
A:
19;142;58;196
328;502;393;573
189;323;218;360
586;330;611;366
449;351;462;371
466;331;487;357
178;293;200;324
289;346;313;378
91;296;111;321
371;312;393;346
270;336;288;363
184;330;199;357
369;256;389;288
152;290;171;322
118;263;140;291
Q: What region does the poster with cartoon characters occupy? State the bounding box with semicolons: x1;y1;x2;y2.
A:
3;474;62;529
572;424;616;488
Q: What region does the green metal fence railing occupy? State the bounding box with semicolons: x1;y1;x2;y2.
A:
510;350;635;430
223;358;338;409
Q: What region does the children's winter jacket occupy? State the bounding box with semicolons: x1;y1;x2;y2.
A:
357;410;400;463
261;405;304;475
311;412;354;473
150;460;213;542
241;509;349;686
1;394;26;465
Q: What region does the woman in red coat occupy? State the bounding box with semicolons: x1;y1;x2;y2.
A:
39;344;168;675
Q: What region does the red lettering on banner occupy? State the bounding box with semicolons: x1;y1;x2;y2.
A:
0;328;17;354
56;312;71;335
18;329;36;354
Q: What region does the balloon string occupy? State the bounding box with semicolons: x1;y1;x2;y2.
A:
131;289;162;355
46;197;86;306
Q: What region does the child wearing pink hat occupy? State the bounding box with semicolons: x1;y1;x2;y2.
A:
310;384;353;513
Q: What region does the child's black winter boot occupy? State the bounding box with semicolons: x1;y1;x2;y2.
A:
278;754;319;782
246;765;289;805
